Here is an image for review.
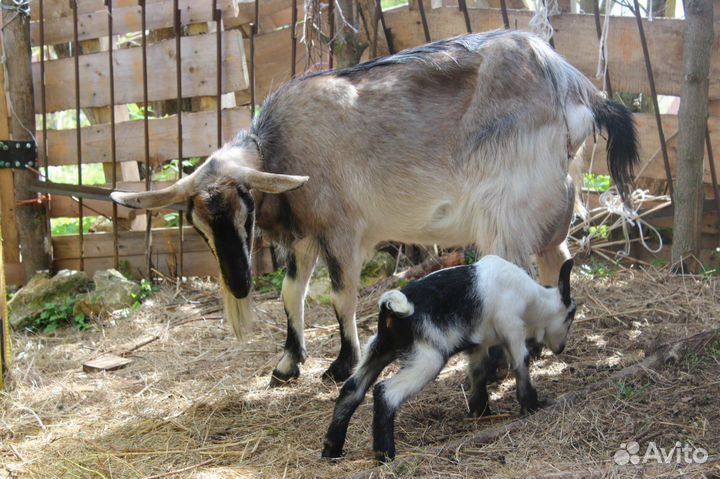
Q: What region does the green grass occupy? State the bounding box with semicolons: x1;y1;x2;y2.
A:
579;257;616;279
584;173;611;192
617;380;649;401
254;269;286;294
48;164;106;185
51;216;97;236
25;298;89;334
381;0;408;8
589;224;609;240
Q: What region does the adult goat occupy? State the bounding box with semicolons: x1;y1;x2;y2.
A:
111;30;638;385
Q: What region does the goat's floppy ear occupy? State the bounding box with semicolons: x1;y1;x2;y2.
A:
558;258;574;307
242;169;309;194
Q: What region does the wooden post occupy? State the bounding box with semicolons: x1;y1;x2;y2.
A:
0;215;9;389
0;35;21;284
1;1;51;281
671;0;714;270
334;0;367;68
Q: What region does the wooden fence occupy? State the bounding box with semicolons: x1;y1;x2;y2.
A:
0;0;718;286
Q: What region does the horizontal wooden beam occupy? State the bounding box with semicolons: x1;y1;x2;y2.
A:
382;7;720;99
30;0;146;21
231;0;293;25
52;228;217;279
32;30;248;113
39;107;250;167
53;226;209;259
30;0;238;46
54;251;218;279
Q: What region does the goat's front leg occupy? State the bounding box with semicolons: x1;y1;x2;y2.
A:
466;347;493;417
373;344;446;462
322;335;395;459
505;333;540;415
321;238;363;382
270;238;317;386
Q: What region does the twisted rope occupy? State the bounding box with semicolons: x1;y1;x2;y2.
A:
529;0;559;42
1;0;30;30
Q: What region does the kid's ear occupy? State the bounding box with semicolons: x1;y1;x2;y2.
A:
558;259;574;307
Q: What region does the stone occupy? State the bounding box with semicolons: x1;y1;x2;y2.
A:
74;269;142;317
8;270;92;330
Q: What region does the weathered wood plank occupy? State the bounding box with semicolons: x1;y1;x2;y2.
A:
382;7;720;99
39;107;250;167
53;227;210;259
32;30;248;113
590;114;720;185
236;27;306;106
83;354;132;372
225;0;292;32
30;0;237;46
54;251;219;278
30;0;144;21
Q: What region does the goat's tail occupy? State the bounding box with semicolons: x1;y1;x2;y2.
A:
379;290;414;318
590;97;640;201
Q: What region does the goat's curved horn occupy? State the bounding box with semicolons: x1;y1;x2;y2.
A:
240;168;309;194
110;176;193;210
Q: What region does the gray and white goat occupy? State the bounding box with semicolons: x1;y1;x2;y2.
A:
111;30;635;386
322;255;576;461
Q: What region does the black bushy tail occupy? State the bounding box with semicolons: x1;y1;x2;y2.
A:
590;98;640;201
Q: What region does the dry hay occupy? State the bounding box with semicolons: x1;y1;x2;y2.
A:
1;266;719;478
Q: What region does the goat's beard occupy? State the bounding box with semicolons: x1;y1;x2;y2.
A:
220;281;255;339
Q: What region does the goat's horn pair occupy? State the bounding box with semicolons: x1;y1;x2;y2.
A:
110;160;308;210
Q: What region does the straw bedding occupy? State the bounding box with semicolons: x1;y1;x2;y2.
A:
1;265;718;478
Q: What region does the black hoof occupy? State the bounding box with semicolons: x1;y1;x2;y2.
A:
468;406;493;418
269;366;300;387
322;359;354;383
374;449;395;463
520;400;541;415
321;444;344;460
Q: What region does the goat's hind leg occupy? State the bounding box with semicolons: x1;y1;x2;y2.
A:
373;344;446;462
320;237;363;382
322;336;395;459
270;238;318;386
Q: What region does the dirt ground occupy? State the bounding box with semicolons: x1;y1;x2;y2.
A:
1;266;719;478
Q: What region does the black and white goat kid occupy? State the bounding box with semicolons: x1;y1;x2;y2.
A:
322;255;577;462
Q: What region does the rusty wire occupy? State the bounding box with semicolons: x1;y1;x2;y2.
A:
71;0;84;271
631;0;674;200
